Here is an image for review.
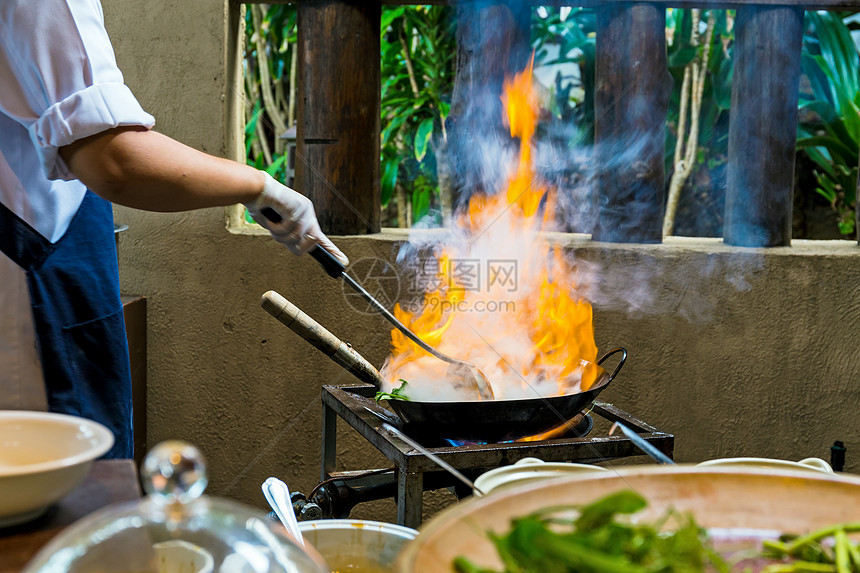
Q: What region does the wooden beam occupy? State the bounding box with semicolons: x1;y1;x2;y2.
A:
296;0;381;234
592;2;670;243
724;5;803;247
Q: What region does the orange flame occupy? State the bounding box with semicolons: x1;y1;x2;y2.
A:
502;55;546;220
382;57;598;402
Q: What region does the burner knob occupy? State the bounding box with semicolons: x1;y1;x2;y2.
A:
300;502;323;520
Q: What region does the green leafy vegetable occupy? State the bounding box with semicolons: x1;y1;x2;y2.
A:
760;522;860;572
375;379;411;402
455;490;729;573
455;490;860;573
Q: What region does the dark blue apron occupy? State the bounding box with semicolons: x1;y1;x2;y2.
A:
0;191;132;459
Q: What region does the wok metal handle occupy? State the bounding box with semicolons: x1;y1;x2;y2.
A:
260;290;385;389
597;347;627;381
260;207;344;278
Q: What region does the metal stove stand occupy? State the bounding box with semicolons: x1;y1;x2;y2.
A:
320;384;674;528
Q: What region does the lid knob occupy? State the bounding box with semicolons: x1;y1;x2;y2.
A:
141;440;208;504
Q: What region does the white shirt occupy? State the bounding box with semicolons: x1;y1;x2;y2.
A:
0;0;155;409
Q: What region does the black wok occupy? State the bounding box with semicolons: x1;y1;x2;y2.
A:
259;290;626;443
385;348;626;442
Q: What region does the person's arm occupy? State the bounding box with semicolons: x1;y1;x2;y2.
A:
1;1;346;263
60;126;265;211
60;125;348;263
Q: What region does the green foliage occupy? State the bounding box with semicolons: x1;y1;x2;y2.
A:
531;7;597;144
414;118;434;161
243;4;296;187
241;5;859;237
665;10;734;187
661;8;859;238
380;5;456;224
798;10;860;236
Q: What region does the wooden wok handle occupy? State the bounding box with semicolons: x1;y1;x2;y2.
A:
260;290;385;389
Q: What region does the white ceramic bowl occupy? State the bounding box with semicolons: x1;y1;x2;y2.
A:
0;411;114;527
473;457;608;496
298;519;417;572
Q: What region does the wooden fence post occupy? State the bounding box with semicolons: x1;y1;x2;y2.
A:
592;2;670;244
296;0;381;234
447;0;531;209
724;5;803;247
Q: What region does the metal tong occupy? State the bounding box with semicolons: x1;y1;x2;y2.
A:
305;246;494;400
259;209;494;400
612;421;675;465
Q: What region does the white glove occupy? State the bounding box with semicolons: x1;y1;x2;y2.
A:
245;172;349;265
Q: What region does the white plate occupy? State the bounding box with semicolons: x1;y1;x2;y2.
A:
473;457;607;496
697;456;833;473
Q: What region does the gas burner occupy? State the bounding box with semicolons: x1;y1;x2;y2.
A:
442;414;594;447
313;384;674;528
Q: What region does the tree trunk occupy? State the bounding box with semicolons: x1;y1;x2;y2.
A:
396;183;411;228
663;11;716;238
435;138;454;227
288;45;297;128
251;5;288;158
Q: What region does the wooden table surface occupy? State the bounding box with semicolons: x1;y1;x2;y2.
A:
0;459;141;572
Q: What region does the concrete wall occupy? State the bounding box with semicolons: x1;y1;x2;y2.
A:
103;0;860;522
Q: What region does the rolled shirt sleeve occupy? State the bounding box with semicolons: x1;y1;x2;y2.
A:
31;83;153;180
0;0;155;181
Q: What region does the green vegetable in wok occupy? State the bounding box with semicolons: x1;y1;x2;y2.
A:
375;379;411;402
453;490;860;573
